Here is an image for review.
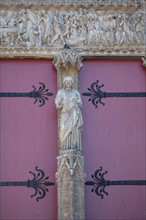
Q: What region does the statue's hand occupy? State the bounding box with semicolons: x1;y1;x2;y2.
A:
56;97;63;109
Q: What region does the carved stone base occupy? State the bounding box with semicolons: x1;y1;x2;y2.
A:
56;152;86;220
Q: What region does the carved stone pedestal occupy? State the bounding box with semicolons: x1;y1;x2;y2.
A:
56;151;85;220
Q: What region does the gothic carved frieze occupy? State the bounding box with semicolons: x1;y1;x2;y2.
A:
0;0;144;8
0;2;145;58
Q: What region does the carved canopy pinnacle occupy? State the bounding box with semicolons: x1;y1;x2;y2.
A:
53;46;83;71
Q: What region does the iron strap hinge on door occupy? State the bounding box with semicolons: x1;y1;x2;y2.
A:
0;82;53;107
85;167;146;199
0;166;55;201
82;80;146;108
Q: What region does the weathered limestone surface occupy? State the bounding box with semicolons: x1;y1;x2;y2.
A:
54;48;85;220
0;0;145;58
56;152;85;220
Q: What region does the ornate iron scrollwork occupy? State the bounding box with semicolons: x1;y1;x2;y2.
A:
85;167;146;199
28;166;55;201
0;82;53;107
85;167;108;199
82;80;146;108
0;166;55;201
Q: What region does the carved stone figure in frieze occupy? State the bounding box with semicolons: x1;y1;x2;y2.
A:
4;11;18;46
0;9;7;26
52;10;65;45
108;14;116;45
55;76;83;152
62;12;71;40
0;8;145;51
122;14;132;44
37;10;46;45
102;14;112;46
133;13;144;43
42;11;53;45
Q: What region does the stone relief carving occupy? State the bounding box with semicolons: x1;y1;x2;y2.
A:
0;9;145;49
0;0;144;7
0;0;145;57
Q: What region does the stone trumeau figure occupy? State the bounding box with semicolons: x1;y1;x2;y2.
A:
55;76;83;152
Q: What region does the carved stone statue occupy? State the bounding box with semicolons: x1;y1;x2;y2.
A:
55;76;83;151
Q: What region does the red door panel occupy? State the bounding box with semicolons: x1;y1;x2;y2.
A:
80;60;146;220
0;59;57;220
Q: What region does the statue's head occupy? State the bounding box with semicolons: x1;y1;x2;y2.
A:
63;76;74;89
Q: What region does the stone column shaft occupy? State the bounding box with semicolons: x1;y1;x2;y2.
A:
53;48;85;220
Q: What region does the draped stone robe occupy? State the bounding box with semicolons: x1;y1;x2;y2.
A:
55;88;83;151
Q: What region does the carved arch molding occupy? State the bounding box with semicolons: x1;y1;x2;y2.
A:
0;0;146;65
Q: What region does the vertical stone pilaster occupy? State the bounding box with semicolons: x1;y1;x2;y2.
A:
56;152;85;220
53;48;85;220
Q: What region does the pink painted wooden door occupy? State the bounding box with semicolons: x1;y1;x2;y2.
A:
80;60;146;220
0;60;57;220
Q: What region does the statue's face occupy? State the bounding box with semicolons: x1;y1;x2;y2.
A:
63;76;74;89
64;79;73;89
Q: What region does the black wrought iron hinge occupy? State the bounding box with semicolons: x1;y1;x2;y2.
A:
0;166;55;201
85;166;146;199
0;82;53;107
82;80;146;108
